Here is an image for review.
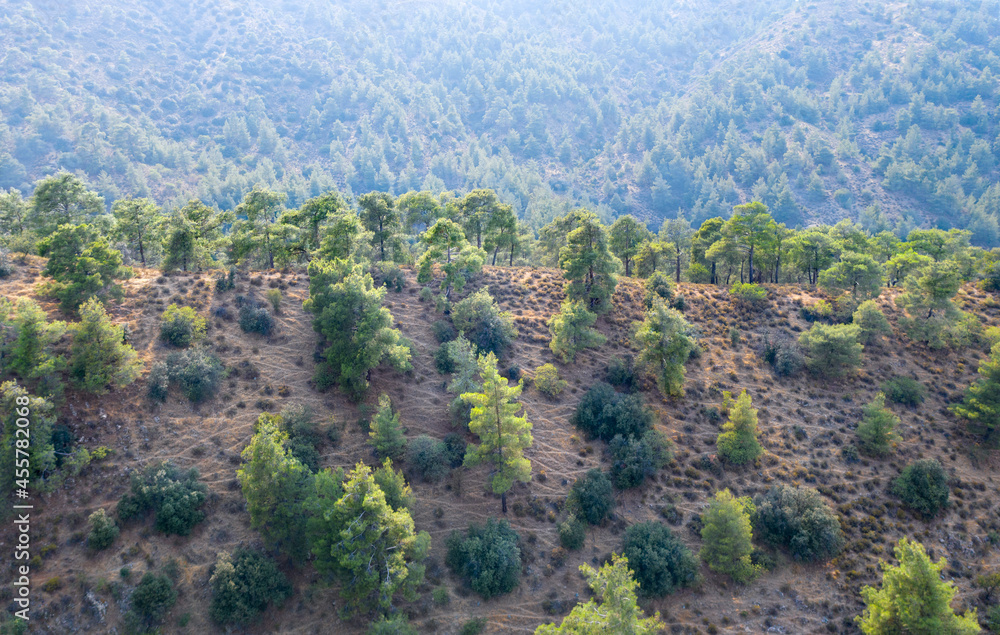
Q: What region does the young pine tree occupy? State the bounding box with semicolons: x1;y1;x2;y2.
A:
547;299;607;363
462;352;533;513
68;297;142;394
634;301;697;397
559;213;619;313
857;538;979;634
369;394;407;461
716;390;763;465
857;393;900;457
952;342;1000;447
699;489;760;583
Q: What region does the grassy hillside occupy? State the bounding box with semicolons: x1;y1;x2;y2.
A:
1;0;999;237
3;257;999;633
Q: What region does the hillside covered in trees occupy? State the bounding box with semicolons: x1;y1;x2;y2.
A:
2;0;1000;238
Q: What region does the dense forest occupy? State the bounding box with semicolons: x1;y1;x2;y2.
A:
2;0;1000;239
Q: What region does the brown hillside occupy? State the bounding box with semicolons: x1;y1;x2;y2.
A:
3;262;1000;634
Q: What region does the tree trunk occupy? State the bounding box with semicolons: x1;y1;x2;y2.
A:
501;492;507;514
675;251;681;283
748;245;754;284
711;261;716;285
492;246;499;266
138;238;146;266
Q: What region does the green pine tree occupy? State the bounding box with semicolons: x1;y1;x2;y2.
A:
68;297;142;394
699;489;760;583
548;299;606;364
716;390;763;464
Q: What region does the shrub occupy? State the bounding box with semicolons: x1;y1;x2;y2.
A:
451;289;517;358
209;548;291;626
853;300;892;344
87;509;119;550
130;573;176;626
642;271;674;309
239;303;275;336
159;304;207;348
375;263;406;293
880;376;925;406
857;393;900;457
215;268;236;293
446;518;522;599
369;394;407;461
893;459;949;519
759;331;804;377
432;319;457;343
716;390;763;465
434;344;455;373
0;247;12;277
605;355;638;391
729;282;767;307
621;521;699;596
147;361;170;401
568;469;615;525
164;348;224;402
117;462;207;535
798;322;863;377
548;298;606;363
368;615;417;635
558;514;586;550
406;435;450;482
752;486;845;562
443;433;467;467
699;489;759;583
459;618;488;635
609;429;674;489
572;382;653;442
265;288;282;313
533;363;567;397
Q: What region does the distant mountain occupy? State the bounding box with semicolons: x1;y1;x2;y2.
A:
1;0;998;242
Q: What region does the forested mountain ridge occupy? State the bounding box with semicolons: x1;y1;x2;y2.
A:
1;0;999;239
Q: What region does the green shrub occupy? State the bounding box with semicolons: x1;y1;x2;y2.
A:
798;322;863;377
533;363;567;397
459;617;488;635
87;509;119;550
159;304;206;348
451;289;517;358
117;462;207;535
443;433;467;467
214;268;236;293
729;282;767;307
209;548;291;626
853;300;892;344
0;248;13;278
568;469;615;525
716;390;763;465
369;394;407;461
434;344;455;373
239;303;275;336
147;361;170;401
432;586;450;606
129;573;176;626
621;521;699;596
406;435;451;482
572;382;653;442
893;459;949;519
609;429;673;489
368;615;417;635
759;331;804;377
880;376;925;406
605;355;638;391
265;288;282;313
558;514;586;550
642;271;675;309
752;486;844;562
164;348;223;402
446;518;522;599
432;319;457;343
857;393;900;457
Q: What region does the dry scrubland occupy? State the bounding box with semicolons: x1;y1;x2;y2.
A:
3;260;1000;634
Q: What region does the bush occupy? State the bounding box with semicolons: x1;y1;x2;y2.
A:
87;509;119;550
117;462;207;535
558;515;586;550
446;518;522;599
147;361;170;401
880;376;925;406
239;303;275;336
209;548;291;626
729;282;767;307
164;348;224;402
130;573;176;625
459;617;488;635
374;263;406;293
853;300;892;344
0;247;12;277
215;268;236;293
568;469;615;525
369;394;407;461
759;331;804;377
621;521;699;597
857;393;900;457
893;459;949;519
432;319;457;343
443;433;467;467
369;615;417;635
752;486;844;562
572;382;653;442
642;271;674;309
533;363;567;397
265;288;282;313
159;304;206;348
609;429;674;489
798;322;863;377
406;435;451;482
605;355;638;391
434;344;455;373
451;289;517;358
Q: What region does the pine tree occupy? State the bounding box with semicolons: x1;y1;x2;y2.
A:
484;201;518;265
27;172;104;235
416;219;486;299
231;186;295;269
444;335;479;420
716;390;763;464
535;554;664;634
68;297;142;394
282;191;347;254
608;215;651;277
819;252;885;303
0;381;56;496
699;489;760;583
548;299;607;364
238;413;312;561
634;301;697;397
857;538;980;634
462;352;533;513
358;191;403;262
162;200;230;272
6;298;66;396
559;213;619;313
111;197;161;266
952;342;1000;447
369;394;407;460
39;223;133;312
853;300;892;345
857;393;900;457
799;323;864;377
